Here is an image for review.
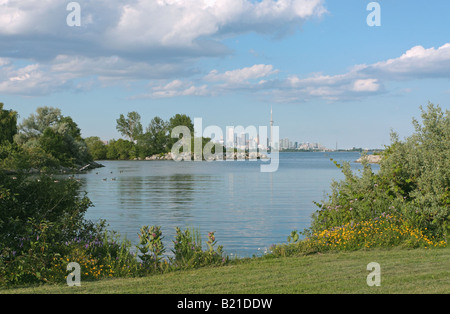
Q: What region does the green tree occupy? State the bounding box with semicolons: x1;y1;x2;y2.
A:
310;103;449;241
0;103;18;144
14;106;92;168
139;116;169;156
38;128;71;166
106;139;119;160
116;112;143;142
168;114;194;149
168;114;194;133
85;137;107;160
106;139;135;160
15;106;62;145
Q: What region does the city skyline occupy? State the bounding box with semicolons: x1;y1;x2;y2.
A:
1;1;449;149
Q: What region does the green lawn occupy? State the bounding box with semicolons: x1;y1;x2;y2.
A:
2;247;449;294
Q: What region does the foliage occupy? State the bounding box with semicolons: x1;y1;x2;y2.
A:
85;137;107;160
107;112;217;160
0;174;94;249
14;106;62;145
290;103;449;255
0;170;108;286
271;214;447;258
137;116;170;157
116;111;143;142
136;226;167;273
0;103;18;144
168;114;194;149
105;139;136;160
38;128;72;166
12;106;92;168
170;227;227;270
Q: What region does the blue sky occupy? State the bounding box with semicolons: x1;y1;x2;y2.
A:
1;0;449;149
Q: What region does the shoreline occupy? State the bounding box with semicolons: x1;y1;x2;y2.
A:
2;160;105;176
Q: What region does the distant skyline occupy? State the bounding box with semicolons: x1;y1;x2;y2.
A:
1;0;449;149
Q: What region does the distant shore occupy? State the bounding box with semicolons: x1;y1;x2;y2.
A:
133;151;270;161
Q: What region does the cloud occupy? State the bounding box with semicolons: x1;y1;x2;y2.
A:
205;64;278;83
0;60;71;95
361;43;450;80
138;64;278;99
0;0;326;61
1;1;449;102
137;43;450;102
267;43;450;102
0;0;327;95
134;80;209;99
352;79;380;92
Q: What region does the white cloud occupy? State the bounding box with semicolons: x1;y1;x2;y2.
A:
362;43;450;80
0;61;70;95
143;80;209;98
1;0;449;104
0;0;327;95
205;64;278;83
0;0;326;60
352;79;380;92
131;43;450;102
268;44;450;102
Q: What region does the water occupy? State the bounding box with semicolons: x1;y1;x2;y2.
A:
79;152;378;257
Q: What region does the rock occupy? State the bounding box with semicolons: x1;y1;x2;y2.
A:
356;154;382;164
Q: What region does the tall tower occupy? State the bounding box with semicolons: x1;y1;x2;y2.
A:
270;106;274;150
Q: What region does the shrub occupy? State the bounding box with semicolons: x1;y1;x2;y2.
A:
170;228;228;270
136;225;167;273
271;213;447;258
304;103;449;252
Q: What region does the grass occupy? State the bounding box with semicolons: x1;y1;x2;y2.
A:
2;246;449;294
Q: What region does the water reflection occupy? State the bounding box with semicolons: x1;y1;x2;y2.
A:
82;152;378;257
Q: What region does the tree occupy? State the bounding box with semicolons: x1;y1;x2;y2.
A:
140;116;169;156
58;116;82;140
0;103;18;144
311;103;449;240
14;106;91;167
85;137;107;160
168;114;194;149
106;139;135;160
38;127;71;166
168;114;194;133
116;112;143;143
15;106;62;145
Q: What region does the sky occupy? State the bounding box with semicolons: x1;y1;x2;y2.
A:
1;0;449;149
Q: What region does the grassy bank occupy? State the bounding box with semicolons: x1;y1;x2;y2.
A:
3;246;449;294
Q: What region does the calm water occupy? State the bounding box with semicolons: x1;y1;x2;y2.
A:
79;152;378;257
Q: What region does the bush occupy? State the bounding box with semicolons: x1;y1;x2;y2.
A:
171;227;228;270
0;171;105;286
136;225;167;273
300;103;449;253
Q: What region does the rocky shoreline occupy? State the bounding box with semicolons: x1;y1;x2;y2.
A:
135;152;270;161
355;154;382;164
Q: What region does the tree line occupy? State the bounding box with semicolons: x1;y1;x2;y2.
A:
1;104;92;171
0;103;213;172
86;112;219;161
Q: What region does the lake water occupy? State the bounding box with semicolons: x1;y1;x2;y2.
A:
80;152;378;257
